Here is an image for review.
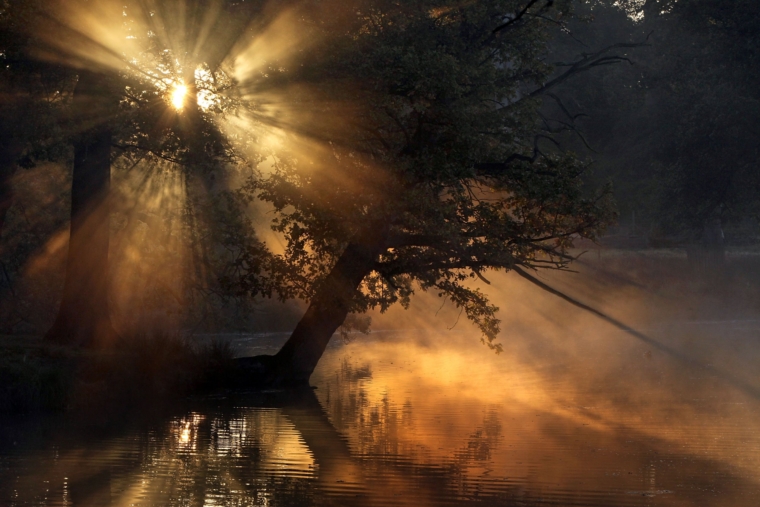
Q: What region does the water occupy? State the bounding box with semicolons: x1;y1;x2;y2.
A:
2;322;760;506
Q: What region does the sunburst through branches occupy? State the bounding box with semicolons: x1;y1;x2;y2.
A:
17;0;327;331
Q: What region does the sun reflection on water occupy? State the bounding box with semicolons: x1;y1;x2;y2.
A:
173;413;203;451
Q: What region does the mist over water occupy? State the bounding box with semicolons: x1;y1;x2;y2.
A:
3;257;760;506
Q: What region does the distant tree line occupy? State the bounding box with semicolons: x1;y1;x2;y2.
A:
549;0;760;247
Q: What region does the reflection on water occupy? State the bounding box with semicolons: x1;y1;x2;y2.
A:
2;324;760;506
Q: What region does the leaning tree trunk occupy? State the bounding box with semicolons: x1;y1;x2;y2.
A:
45;71;116;348
238;225;389;386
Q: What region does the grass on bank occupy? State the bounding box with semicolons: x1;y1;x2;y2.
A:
0;333;238;414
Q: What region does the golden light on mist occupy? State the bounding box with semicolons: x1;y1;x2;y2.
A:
33;0;327;158
313;314;760;489
170;83;187;110
262;132;284;150
25;0;366;331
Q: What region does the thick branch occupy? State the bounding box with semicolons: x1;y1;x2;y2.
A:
474;134;564;176
376;258;521;278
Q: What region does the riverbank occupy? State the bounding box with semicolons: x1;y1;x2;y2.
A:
5;247;760;414
0;333;238;414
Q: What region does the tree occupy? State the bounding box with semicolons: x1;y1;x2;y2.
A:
0;1;76;333
563;0;760;246
1;0;268;339
44;69;119;346
0;0;69;246
231;0;617;385
21;0;277;344
649;0;760;243
0;3;35;238
7;0;617;364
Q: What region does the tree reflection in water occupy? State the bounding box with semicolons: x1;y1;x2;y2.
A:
318;358;509;503
3;334;760;506
0;376;509;507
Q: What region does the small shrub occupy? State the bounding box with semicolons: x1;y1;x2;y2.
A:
113;331;198;396
0;332;245;413
197;338;238;388
0;358;72;413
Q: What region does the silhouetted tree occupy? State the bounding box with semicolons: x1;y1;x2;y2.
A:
35;0;261;345
232;0;619;384
0;0;70;244
44;69;119;346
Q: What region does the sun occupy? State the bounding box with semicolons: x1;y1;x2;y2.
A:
171;83;187;110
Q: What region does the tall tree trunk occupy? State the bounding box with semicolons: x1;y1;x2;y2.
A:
45;71;116;348
0;142;21;243
263;225;389;385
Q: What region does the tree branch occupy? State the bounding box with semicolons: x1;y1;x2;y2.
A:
492;0;544;34
527;41;650;99
112;143;186;166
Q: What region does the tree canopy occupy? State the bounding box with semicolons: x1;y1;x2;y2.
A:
0;0;267;342
553;0;760;243
219;0;616;380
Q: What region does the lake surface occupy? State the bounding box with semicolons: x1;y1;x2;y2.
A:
2;321;760;506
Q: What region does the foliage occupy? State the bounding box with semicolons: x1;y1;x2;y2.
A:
650;0;760;237
0;164;71;333
2;0;622;350
234;0;616;347
560;0;760;241
0;0;73;163
0;0;271;333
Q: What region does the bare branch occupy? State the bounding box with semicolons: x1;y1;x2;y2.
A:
527;41;650;99
492;0;543;34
